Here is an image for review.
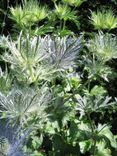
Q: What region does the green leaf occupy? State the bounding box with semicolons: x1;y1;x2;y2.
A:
95;141;111;156
69;121;79;143
90;85;107;96
79;140;92;154
34;25;54;35
52;134;65;152
54;29;74;37
32;135;43;149
98;126;117;148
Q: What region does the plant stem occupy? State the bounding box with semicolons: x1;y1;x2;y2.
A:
92;139;96;156
60;20;62;31
86;112;96;156
28;61;34;82
86;112;94;133
63;20;66;30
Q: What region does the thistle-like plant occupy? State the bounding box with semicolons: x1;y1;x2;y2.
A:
0;33;82;83
105;9;117;29
1;34;54;83
90;9;117;30
74;82;116;117
62;0;85;7
23;0;47;23
55;3;77;21
0;86;51;126
10;6;27;29
54;3;79;30
87;32;117;62
75;94;114;118
81;52;112;81
74;86;117;156
10;0;47;30
47;35;82;70
0;120;30;156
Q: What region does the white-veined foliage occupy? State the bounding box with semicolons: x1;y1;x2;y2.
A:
87;32;117;62
0;86;51;127
0;33;82;83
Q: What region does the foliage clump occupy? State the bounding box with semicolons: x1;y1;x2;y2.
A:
90;9;117;30
0;0;117;156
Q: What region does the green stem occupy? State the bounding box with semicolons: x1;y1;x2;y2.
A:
81;76;93;91
63;20;66;30
86;112;96;156
86;112;95;133
28;63;34;82
1;0;9;35
28;22;32;37
92;139;96;156
60;20;62;31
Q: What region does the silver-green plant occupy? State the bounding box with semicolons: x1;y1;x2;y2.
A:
87;32;117;62
76;95;115;117
74;87;117;156
1;33;53;83
10;0;47;30
81;52;112;82
0;33;82;83
90;9;117;30
0;123;30;156
0;86;51;127
54;3;79;31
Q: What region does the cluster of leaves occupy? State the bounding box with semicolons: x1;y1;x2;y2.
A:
9;0;84;36
0;0;117;156
0;33;81;84
90;8;117;30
